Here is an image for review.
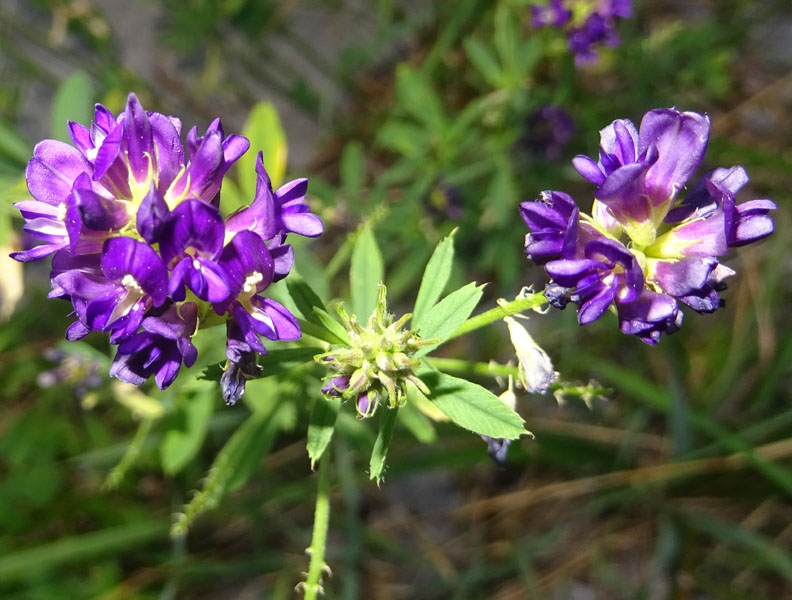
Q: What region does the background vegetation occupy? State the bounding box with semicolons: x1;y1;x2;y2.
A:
1;0;791;598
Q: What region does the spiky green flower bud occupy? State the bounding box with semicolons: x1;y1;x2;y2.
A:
316;284;434;416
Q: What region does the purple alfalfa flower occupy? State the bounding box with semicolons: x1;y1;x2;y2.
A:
225;152;323;241
530;0;572;28
224;151;323;281
217;229;300;373
109;302;198;390
615;291;681;345
220;348;263;406
572;109;711;246
660;166;776;253
321;375;351;397
520;191;579;265
14;93;250;265
172;118;250;208
10;143;110;262
519;190;604;265
425;183;464;222
51;237;168;342
523;106;775;344
158;199;231;303
544;236;644;325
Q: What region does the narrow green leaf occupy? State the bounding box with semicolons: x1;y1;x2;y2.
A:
412;229;456;331
171;404;286;536
341;141;365;200
219;176;245;215
0;122;31;168
311;307;349;345
160;383;214;475
199;347;323;383
286;274;328;322
52;70;93;142
415;282;484;357
369;407;399;483
374;120;427;157
350;225;383;320
418;371;526;440
0;521;167;582
227;405;287;491
395;65;445;132
680;511;792;580
237;102;287;199
464;38;503;88
307;396;341;469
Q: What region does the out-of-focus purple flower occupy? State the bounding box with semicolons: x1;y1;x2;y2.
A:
11;93;324;392
426;183;464;221
521;107;776;344
521;105;575;161
530;0;571;28
528;0;632;66
480;435;512;467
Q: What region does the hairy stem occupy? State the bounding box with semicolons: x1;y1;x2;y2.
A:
303;452;332;599
450;291;547;340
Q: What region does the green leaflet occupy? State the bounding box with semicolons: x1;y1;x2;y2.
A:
350;225;384;320
415;282;484;357
398;384;437;444
307;396;341;469
418;371;526;440
160;381;215;475
52;70;93;142
236;101;287;201
369;407;399;483
412;229;456;331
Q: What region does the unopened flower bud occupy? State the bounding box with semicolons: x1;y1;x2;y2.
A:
504;316;555;394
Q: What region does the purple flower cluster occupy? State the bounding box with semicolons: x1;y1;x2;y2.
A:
521;108;775;344
12;93;323;395
530;0;632;66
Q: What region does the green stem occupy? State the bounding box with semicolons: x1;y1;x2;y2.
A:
427;357;519;379
449;292;547;340
303;452;332;599
102;418;153;491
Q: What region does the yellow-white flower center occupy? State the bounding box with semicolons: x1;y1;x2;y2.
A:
121;274;144;294
243;272;263;295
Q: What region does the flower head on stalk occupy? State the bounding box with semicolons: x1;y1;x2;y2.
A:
10;92;323;392
521;107;776;344
316;284;435;419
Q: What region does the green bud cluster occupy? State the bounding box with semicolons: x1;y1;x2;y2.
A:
316;284;434;417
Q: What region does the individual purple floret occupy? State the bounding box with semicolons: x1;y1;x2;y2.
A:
110;303;198;390
11;92;324;392
521;107;776;345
